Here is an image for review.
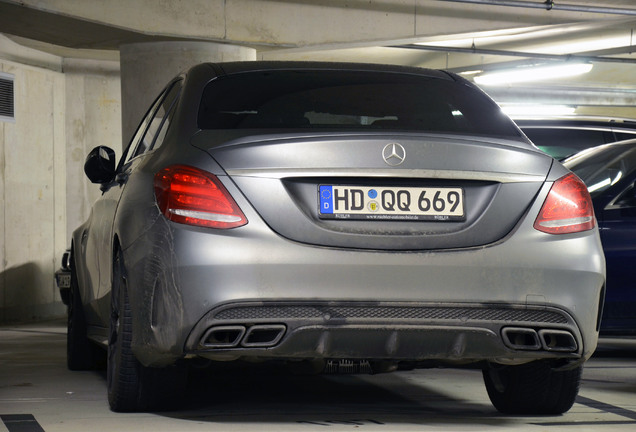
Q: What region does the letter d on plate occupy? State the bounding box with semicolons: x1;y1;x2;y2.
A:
320;185;333;214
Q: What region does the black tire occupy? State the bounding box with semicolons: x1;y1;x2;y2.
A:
483;360;582;415
67;256;102;371
107;249;186;412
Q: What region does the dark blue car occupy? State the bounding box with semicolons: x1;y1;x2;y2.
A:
564;140;636;334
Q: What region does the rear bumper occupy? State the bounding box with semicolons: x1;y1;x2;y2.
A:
122;199;605;367
185;301;585;364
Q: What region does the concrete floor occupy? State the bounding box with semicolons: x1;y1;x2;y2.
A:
1;320;635;432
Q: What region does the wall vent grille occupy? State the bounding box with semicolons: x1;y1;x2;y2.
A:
0;74;15;121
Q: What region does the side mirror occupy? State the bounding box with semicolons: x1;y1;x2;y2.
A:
84;146;116;184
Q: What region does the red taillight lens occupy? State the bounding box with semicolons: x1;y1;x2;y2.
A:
534;173;595;235
154;165;247;229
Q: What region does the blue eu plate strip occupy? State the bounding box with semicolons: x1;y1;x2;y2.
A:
319;185;333;214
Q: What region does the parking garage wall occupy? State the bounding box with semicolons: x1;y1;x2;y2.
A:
0;40;121;323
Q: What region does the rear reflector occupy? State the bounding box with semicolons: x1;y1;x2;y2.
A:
534;173;595;235
154;165;247;229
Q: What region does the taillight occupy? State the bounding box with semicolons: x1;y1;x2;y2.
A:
533;173;595;235
154;165;247;229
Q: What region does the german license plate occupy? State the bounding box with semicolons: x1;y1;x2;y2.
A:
319;185;465;221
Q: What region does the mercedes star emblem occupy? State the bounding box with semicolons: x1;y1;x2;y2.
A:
382;143;406;166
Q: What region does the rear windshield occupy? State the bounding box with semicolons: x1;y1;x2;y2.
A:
198;70;522;137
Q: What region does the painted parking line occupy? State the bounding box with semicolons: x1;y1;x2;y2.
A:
532;396;636;427
0;414;45;432
577;396;636;421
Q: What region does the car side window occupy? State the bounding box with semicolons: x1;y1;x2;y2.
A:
148;81;182;152
123;92;165;166
613;132;636;142
123;79;182;165
569;146;636;198
522;128;605;160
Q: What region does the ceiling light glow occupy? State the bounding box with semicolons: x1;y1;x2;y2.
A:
474;63;593;86
501;104;576;116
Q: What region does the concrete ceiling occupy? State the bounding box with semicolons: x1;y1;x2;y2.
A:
3;0;636;117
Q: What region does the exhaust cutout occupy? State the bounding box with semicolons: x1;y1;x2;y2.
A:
241;324;286;347
539;329;578;352
501;327;541;351
201;325;246;348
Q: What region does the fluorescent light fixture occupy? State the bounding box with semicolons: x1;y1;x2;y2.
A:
474;63;593;86
501;104;576;116
458;70;483;76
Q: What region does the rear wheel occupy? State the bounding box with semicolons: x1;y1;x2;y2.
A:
67;256;102;370
107;249;186;412
483;360;582;415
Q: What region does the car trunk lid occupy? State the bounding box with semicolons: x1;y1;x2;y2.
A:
192;131;552;250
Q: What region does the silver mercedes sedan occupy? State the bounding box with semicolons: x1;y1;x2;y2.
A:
65;61;605;414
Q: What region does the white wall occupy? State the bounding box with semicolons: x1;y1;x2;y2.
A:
0;36;121;323
63;58;122;236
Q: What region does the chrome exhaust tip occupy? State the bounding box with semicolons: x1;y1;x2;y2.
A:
538;329;578;352
241;324;286;347
501;327;541;351
201;325;246;348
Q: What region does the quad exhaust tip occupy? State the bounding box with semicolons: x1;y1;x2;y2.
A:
538;329;578;352
201;324;286;349
201;325;246;348
502;327;577;353
502;327;541;351
241;324;286;347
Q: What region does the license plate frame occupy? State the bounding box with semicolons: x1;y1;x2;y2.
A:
56;273;71;289
318;185;465;221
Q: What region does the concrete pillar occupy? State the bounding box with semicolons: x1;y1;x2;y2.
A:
119;41;256;146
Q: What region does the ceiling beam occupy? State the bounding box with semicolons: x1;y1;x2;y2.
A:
438;0;636;16
391;43;636;64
